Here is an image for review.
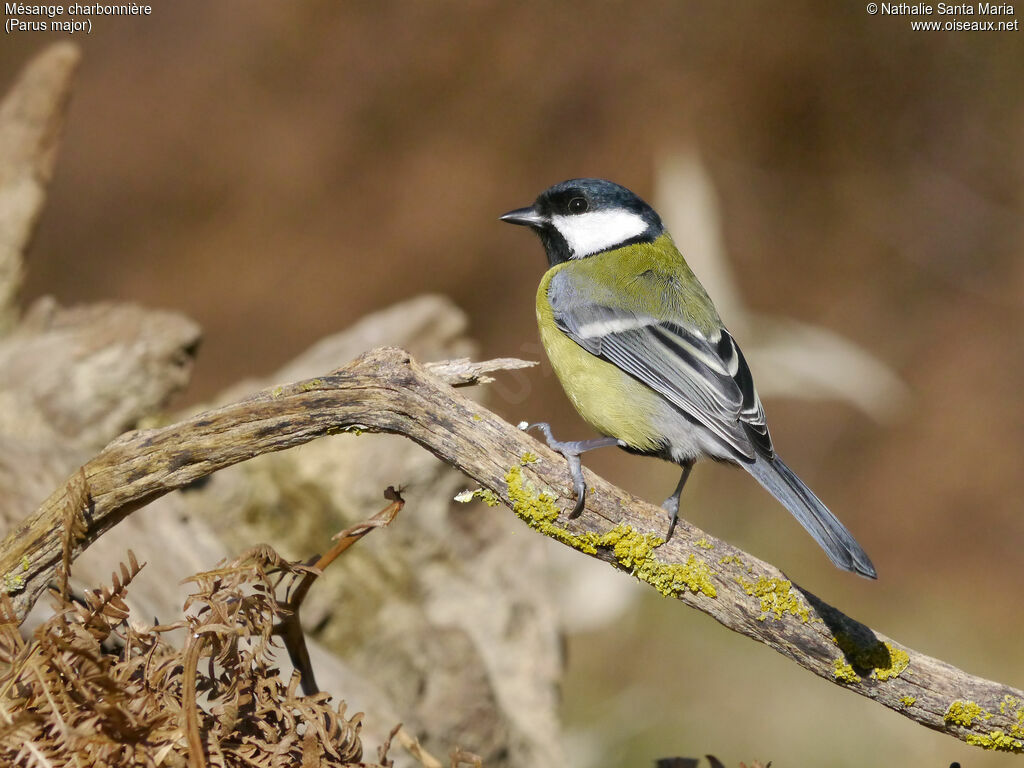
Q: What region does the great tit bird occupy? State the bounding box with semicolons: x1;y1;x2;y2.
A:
501;178;876;579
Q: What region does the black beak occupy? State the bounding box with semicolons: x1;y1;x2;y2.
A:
500;206;547;228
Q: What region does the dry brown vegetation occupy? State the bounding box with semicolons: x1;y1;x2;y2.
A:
0;549;374;767
0;481;486;767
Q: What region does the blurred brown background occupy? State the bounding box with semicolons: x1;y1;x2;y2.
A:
3;2;1023;765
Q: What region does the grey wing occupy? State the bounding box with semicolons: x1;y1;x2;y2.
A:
550;292;772;463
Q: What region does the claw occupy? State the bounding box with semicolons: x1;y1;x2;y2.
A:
566;453;587;518
661;495;680;540
661;463;694;541
526;422;557;443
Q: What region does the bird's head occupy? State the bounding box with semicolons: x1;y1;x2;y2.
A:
501;178;664;266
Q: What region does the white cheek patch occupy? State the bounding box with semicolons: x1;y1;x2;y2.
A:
550;210;649;258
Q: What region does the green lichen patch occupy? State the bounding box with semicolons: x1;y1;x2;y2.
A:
948;703;1024;754
999;695;1024;736
718;554;755;575
519;452;539;465
665;554;717;598
944;700;992;727
3;556;30;594
503;466;717;598
590;524;716;598
600;524;663;570
299;378;324;392
833;658;860;684
736;576;809;622
873;644;910;681
1000;695;1021;715
965;730;1024;753
454;488;501;507
831;635;909;681
505;465;601;554
695;537;714;550
471;413;482;422
477;489;501;506
3;572;25;594
899;696;917;708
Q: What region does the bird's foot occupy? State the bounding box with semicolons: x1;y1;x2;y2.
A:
659;463;693;541
525;423;620;517
660;494;680;541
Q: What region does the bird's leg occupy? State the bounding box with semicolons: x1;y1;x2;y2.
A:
526;423;622;517
661;461;694;540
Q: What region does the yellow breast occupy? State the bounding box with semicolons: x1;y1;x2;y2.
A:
536;264;666;453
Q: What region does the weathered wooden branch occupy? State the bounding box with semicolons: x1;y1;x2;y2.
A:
1;346;1021;753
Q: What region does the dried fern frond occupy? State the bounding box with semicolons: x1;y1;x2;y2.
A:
0;546;375;767
71;549;144;637
60;468;91;602
0;483;469;768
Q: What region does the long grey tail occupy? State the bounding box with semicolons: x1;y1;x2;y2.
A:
744;455;877;579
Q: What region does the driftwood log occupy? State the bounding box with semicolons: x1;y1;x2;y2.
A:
2;346;1023;754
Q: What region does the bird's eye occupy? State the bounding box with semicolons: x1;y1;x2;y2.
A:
568;197;588;214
